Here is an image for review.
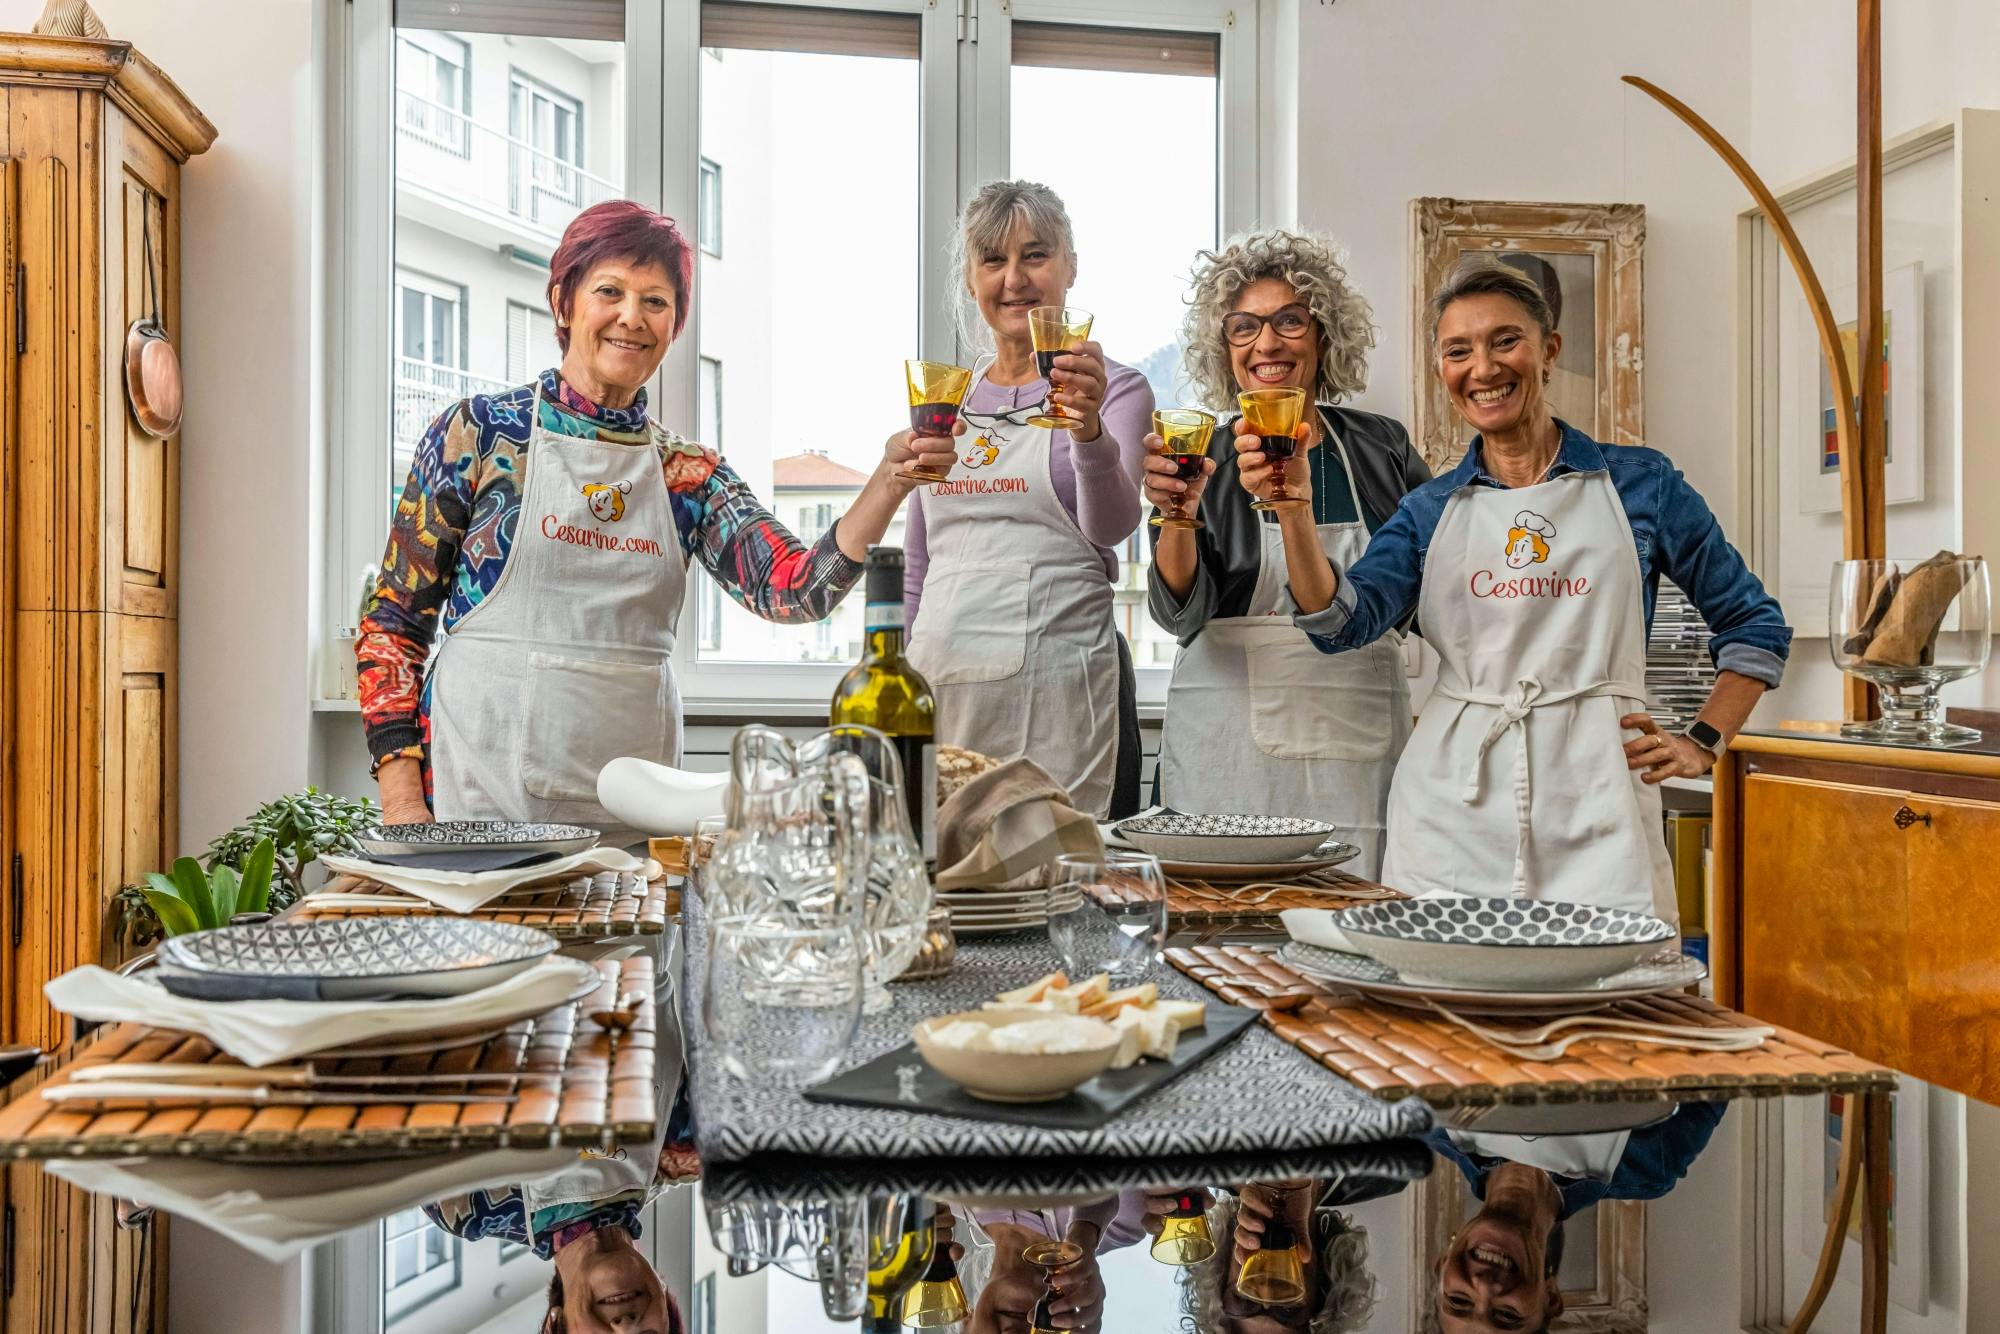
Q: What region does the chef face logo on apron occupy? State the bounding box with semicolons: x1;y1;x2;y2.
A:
583;480;633;522
1504;509;1556;568
1471;508;1591;599
962;437;1001;469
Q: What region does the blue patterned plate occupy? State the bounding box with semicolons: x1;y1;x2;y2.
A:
1334;898;1675;989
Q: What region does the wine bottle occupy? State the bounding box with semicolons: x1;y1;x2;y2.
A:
863;1197;936;1332
830;546;938;861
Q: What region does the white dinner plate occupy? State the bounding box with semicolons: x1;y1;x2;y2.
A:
1277;942;1706;1015
1154;842;1361;884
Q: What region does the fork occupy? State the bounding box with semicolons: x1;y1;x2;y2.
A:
1424;1000;1774;1061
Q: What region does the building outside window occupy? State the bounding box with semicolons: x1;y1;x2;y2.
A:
510;69;586;223
395;30;470;155
698;156;722;256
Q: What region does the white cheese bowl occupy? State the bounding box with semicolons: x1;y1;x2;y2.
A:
912;1007;1121;1102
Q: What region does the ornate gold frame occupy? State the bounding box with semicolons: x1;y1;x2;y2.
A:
1409;197;1647;471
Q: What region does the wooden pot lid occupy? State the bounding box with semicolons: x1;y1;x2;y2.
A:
124;319;182;438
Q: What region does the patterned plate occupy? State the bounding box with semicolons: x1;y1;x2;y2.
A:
1114;812;1338;865
157;918;559;1002
1277;941;1706;1015
1335;898;1675;989
355;820;601;858
1155;840;1361;884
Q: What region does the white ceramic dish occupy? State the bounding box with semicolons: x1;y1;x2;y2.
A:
912;1007;1121;1102
1277;941;1705;1016
1336;898;1676;989
595;758;731;837
1111;813;1341;866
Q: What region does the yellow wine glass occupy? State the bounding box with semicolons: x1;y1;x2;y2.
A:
1150;409;1218;531
1238;386;1308;512
1027;306;1094;429
903;359;974;484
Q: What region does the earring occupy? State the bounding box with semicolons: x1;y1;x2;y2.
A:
1542;370;1551;386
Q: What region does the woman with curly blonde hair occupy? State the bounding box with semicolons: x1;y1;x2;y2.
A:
1146;229;1429;877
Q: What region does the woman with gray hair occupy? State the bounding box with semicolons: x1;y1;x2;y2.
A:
1292;259;1788;915
896;180;1155;817
1173;1183;1378;1333
1147;229;1430;878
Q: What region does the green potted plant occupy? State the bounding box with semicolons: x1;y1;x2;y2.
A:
138;838;276;937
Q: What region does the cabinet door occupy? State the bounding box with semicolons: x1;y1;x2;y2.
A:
1740;773;1910;1070
1905;791;2000;1103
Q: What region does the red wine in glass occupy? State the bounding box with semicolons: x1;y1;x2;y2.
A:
1035;348;1069;379
1260;432;1299;461
1164;452;1203;482
910;402;960;436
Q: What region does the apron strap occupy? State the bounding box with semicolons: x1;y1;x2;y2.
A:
1432;675;1648;895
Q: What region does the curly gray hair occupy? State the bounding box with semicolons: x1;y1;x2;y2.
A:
1176;1197;1377;1333
1181;229;1376;411
949;179;1078;351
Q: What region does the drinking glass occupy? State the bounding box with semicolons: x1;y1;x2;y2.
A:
703;913;864;1088
1238;387;1308;512
687;813;727;890
1234;1182;1309;1306
1023;1237;1086;1334
1149;1191;1217;1266
1027;306;1094;428
1150;409;1218;531
1829;556;1991;746
902;360;974;483
1046;851;1168;986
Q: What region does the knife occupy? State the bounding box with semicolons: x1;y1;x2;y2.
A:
68;1062;552;1088
42;1081;518;1108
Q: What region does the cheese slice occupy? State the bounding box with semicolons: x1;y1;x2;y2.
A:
996;971;1067;1005
1054;972;1110;1008
1107;1015;1145;1069
983;992;1080;1016
1116;1004;1182;1060
1152;999;1207;1033
1081;984;1157;1020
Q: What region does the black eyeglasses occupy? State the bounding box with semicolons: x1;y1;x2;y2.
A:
961;403;1044;430
1222;305;1314;346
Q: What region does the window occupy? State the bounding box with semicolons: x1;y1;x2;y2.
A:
392;270;470;494
396;30;470;154
698;157;723;255
697;355;723;449
1009;22;1220;676
510;70;587;223
381;1208;459;1324
507;299;559;383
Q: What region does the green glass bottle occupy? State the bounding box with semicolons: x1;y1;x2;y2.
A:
863;1196;936;1332
830;546;938;860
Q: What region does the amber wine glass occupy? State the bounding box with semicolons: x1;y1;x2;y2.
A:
1023;1237;1085;1334
1149;1191;1217;1266
1238;387;1308;512
902;360;974;483
1150;409;1217;531
1027;306;1094;429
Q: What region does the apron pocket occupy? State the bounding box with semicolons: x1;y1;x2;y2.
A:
521;651;674;803
908;559;1029;685
1247;638;1397;762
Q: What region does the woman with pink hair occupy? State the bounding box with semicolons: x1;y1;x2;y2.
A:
358;200;946;840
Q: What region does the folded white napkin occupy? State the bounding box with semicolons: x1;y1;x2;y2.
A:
44;956;598;1067
319;846;645;913
1279;908;1362;956
46;1145;578;1262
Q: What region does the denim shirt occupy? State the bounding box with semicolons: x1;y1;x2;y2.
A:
1294;423;1792;686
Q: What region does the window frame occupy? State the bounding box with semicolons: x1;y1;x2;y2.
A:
697;155;723;255
319;0;1256;712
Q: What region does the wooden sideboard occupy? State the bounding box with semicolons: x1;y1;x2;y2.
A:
0;34;213;1334
1712;726;2000;1106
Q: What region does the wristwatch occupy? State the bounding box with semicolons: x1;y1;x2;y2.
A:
1684;720;1727;759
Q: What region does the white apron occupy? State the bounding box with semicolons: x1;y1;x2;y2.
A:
1379;467;1676;918
429;384;686;847
906;374;1121;818
1157;423;1410;879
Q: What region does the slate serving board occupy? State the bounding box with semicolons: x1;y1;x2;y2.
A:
803;1002;1257;1130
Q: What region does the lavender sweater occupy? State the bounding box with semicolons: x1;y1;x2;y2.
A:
903;359;1155;618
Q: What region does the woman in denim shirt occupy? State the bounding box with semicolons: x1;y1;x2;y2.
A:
1271;261;1790;916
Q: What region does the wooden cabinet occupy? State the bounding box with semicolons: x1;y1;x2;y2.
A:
0;34;212;1334
1715;731;2000;1106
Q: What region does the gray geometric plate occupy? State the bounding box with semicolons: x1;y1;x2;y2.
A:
355;820;600;858
1337;898;1675;948
1115;812;1337;864
157;918;559;1002
1276;941;1707;1015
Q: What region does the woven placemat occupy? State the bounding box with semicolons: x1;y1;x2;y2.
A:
1109;870;1404;925
0;959;661;1161
297;870;675;938
1168;945;1896;1109
681;892;1432;1166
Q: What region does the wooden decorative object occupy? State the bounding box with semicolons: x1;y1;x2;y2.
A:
1097;869;1402;925
1413;1163;1646;1334
30;0;108;38
0;34;213;1334
1409;198;1646;470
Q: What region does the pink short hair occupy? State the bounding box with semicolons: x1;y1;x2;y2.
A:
546;200;695;349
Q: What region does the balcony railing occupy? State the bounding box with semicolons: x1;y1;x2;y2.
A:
392;360;517;482
394;89;623;240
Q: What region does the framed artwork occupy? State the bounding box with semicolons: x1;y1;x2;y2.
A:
1413;1153;1646;1332
1793;262;1925;514
1410;198;1647;471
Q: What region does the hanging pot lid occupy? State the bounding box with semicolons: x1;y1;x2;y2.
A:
124;206;183;439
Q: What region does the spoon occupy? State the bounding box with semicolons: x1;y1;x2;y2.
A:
589;990;648;1035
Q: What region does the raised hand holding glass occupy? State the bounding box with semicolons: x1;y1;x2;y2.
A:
1027;306;1094;429
1150;409;1217;531
1239;387;1308;512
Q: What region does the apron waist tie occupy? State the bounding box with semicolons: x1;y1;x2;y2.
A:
1432;675;1647;896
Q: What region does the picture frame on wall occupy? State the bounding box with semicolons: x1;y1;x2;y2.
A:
1793;262;1926;515
1410;198;1647;472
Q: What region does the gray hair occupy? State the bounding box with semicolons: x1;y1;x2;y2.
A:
1181;229;1375;411
950;179;1078;351
1424;256;1557;348
1176;1197;1376;1334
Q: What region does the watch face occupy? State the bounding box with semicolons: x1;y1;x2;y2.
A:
1687;722;1724;753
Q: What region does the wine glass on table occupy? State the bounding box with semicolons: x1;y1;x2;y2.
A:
901;360;974;483
1238;387;1308;512
1027;306;1094;429
1047;851;1167;987
1150;409;1218;531
1149;1190;1217;1267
